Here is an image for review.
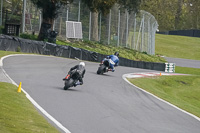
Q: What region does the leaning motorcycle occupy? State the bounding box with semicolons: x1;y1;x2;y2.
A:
97;59;114;74
63;70;79;90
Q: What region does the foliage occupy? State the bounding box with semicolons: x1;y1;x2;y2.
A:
30;0;73;20
56;40;166;62
81;0;116;15
0;26;4;34
140;0;200;31
30;0;73;41
81;0;141;41
20;33;38;40
117;0;141;13
16;46;21;52
82;0;141;15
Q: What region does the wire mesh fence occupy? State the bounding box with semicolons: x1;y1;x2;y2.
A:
0;0;158;55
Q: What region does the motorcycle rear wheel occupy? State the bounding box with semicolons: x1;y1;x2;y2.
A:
64;78;74;90
97;65;106;74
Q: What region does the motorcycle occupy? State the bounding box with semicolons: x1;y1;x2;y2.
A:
63;70;79;90
97;59;114;74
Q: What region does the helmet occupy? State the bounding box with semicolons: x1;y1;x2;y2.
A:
79;62;85;67
114;52;119;57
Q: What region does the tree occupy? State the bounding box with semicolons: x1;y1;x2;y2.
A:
140;0;177;31
174;0;183;29
30;0;73;41
81;0;141;41
118;0;141;13
81;0;116;41
140;0;200;31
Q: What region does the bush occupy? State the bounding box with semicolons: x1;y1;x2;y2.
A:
16;46;21;52
0;26;4;34
20;33;37;40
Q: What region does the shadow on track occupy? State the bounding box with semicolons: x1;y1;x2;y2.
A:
55;86;80;91
89;71;115;77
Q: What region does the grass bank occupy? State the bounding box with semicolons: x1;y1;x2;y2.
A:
0;82;60;133
155;34;200;60
57;40;166;62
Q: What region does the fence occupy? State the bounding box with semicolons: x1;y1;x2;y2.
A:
157;29;200;37
0;0;158;55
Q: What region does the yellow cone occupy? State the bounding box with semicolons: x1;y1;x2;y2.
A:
17;82;22;93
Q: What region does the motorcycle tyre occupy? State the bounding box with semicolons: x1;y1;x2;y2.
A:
64;78;74;90
97;65;106;75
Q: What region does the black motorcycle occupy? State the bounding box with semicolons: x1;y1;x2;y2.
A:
97;59;112;74
63;70;79;90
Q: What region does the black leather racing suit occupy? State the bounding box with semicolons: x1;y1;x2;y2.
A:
69;65;85;85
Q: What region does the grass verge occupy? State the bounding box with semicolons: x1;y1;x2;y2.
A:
128;67;200;118
0;51;22;58
56;40;166;62
0;82;60;133
0;51;60;132
155;34;200;60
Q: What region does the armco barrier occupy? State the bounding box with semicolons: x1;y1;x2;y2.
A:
157;29;200;37
0;34;166;71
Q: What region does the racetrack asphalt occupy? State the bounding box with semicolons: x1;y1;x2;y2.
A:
1;55;200;133
165;57;200;68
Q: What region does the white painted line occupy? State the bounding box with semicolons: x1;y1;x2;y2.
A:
122;73;200;122
1;54;71;133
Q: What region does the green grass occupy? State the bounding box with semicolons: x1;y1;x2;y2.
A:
127;34;200;118
128;74;200;118
1;33;200;132
0;82;60;133
176;66;200;75
0;51;21;58
57;40;166;62
155;34;200;60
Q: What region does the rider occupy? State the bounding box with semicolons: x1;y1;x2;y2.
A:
103;52;119;72
63;62;86;86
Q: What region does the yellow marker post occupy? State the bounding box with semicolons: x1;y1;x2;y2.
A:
17;82;22;93
160;73;162;76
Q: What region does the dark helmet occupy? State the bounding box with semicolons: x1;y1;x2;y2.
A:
114;52;119;57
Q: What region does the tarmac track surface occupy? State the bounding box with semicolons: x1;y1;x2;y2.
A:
165;57;200;68
3;55;200;133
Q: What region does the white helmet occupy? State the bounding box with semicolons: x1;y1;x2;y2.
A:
79;62;85;67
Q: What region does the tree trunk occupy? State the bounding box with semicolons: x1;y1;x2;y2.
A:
38;18;54;41
91;12;98;41
175;0;183;29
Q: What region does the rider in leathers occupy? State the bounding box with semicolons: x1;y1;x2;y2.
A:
103;52;119;72
64;62;86;86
